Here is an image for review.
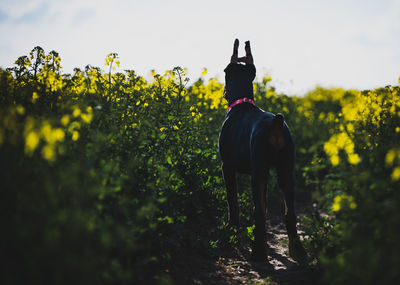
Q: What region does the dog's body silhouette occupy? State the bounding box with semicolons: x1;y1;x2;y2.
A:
219;39;307;263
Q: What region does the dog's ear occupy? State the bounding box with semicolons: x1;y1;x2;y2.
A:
230;39;239;63
237;41;254;65
244;41;254;64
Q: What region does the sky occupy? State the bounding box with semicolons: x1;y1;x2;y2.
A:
0;0;399;95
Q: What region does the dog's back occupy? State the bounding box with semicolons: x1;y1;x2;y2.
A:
219;104;293;174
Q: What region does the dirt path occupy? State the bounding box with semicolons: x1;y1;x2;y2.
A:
172;219;320;285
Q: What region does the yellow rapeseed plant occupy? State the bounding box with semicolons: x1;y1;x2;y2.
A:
25;131;40;155
332;194;357;212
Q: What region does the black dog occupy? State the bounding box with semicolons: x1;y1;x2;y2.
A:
219;39;307;263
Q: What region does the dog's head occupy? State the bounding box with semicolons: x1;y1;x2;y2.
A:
223;39;256;105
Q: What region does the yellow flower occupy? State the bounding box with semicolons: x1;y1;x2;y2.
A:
72;131;79;141
68;121;81;132
73;107;81;117
52;128;65;142
16;105;25;115
332;194;356;212
40;122;52;142
32;92;39;103
346;123;354;133
332;196;342;212
160;127;166;132
25;131;40;154
262;75;272;84
324;141;338;156
332;202;341;212
173;125;179;130
81;113;93;124
330;155;340;166
61;115;70;126
385;149;396;166
42;144;56;161
348;153;359;165
392;167;400;181
336;133;349;149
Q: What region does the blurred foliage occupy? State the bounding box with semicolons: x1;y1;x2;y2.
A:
0;47;399;284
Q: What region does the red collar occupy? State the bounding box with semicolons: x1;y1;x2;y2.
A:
226;97;255;113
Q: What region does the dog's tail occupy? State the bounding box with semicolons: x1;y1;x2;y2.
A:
269;113;285;150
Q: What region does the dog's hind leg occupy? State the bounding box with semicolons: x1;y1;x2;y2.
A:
222;164;239;227
277;164;308;264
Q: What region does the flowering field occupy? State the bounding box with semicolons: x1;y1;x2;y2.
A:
1;47;399;284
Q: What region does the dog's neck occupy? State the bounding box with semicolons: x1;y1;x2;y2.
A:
226;97;255;114
225;94;255;106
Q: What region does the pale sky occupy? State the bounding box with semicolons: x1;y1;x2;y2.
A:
1;0;399;95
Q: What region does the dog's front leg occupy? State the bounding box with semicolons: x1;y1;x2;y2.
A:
222;164;239;227
251;170;268;262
